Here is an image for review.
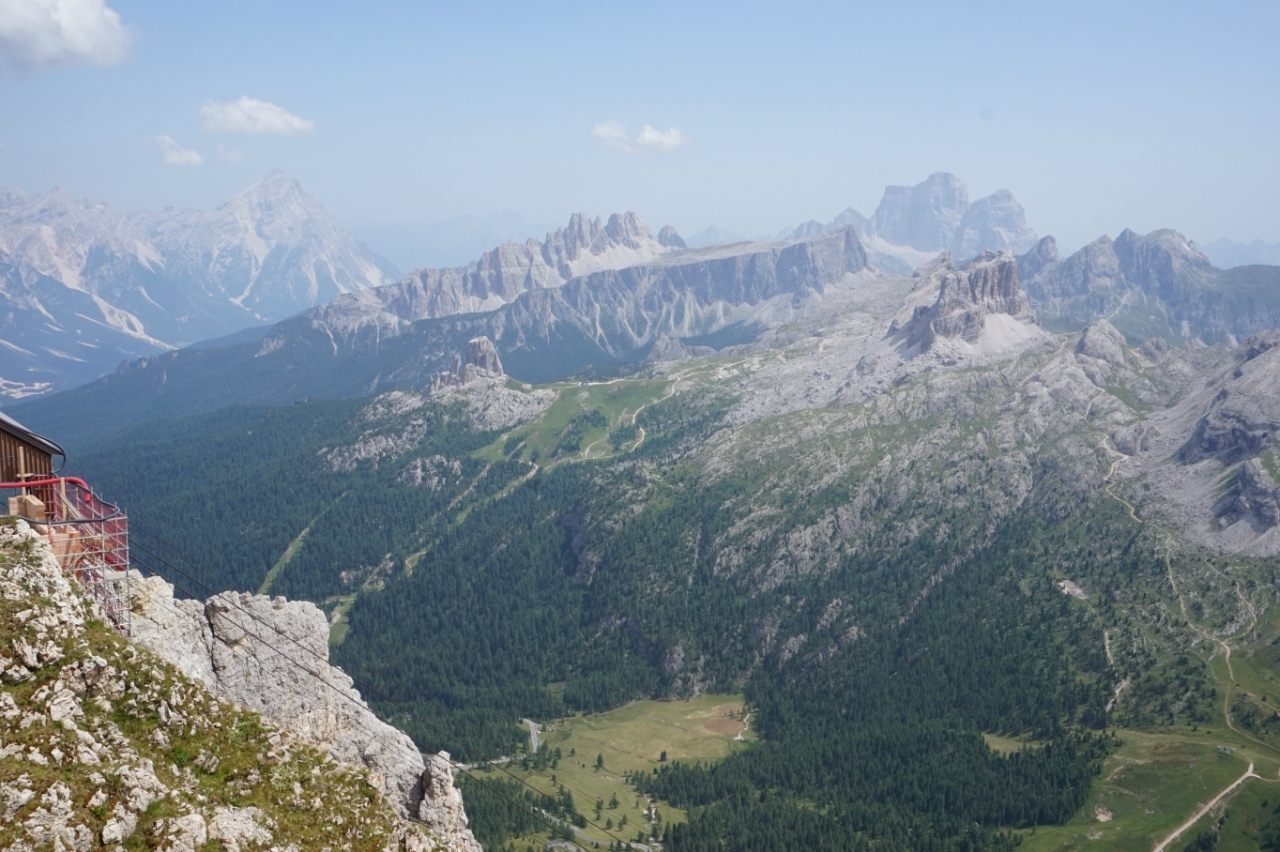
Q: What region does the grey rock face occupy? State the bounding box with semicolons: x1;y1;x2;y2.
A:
658;225;687;249
952;189;1039;260
900;250;1036;350
1229;458;1280;529
798;176;1036;269
353;211;675;330
465;335;503;375
430;335;504;393
1020;227;1280;345
418;752;480;852
1180;335;1280;464
302;226;870;382
127;575;475;842
872;172;970;252
1016;236;1061;282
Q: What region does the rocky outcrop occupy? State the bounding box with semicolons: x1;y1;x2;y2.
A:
1;519;474;852
1074;320;1129;386
1180;332;1280;463
1228;458;1280;529
430;335;504;393
127;572;480;849
657;226;687;249
897;250;1038;353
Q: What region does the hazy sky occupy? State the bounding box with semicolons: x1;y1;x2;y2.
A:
1;0;1277;253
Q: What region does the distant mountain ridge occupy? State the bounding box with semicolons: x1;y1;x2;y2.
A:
1018;228;1280;345
779;172;1040;273
356;211;679;328
0;171;398;398
1203;238;1280;269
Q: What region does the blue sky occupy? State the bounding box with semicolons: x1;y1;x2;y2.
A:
1;0;1277;254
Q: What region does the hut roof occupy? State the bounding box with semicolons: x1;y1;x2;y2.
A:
0;411;65;460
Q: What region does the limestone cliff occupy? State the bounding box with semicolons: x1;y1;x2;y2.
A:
126;572;481;849
0;518;480;852
896;250;1040;355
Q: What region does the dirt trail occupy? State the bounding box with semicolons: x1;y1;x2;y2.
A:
1151;764;1275;852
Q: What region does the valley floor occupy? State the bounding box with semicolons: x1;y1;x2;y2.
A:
482;696;754;849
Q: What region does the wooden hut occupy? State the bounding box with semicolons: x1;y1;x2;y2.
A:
1;411;65;520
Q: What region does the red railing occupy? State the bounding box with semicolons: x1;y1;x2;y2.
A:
3;476;130;634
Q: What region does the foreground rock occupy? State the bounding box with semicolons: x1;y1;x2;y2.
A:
127;571;480;849
0;518;479;852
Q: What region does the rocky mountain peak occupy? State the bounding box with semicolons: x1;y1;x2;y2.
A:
872;172;969;252
430;335;505;394
603;211;652;248
465;335;503;375
790;174;1036;273
658;225;687;249
1113;227;1214;285
952;188;1039;260
1016;235;1061;281
898;249;1038;353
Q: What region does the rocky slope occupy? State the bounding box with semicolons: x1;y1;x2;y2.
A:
1019;228;1280;345
0;518;479;852
0;173;397;399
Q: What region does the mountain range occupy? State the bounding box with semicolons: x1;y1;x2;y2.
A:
0;170;399;398
14;192;1280;850
6;163;1280;849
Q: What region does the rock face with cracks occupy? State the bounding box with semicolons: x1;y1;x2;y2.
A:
127;570;479;851
0;517;480;852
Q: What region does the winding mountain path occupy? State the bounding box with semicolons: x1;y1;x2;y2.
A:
1151;764;1266;852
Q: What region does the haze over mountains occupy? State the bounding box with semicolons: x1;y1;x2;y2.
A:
5;168;1278;412
0;170;399;397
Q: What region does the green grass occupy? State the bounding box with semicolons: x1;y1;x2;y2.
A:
1020;730;1271;852
475;379;671;466
498;695;753;846
326;593;357;645
257;521;313;595
982;732;1046;755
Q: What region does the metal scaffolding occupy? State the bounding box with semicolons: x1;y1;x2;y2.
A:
5;476;131;635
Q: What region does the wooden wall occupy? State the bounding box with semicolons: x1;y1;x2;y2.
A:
0;430;54;484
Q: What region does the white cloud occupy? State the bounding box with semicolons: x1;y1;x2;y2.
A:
591;120;632;151
636;125;689;152
217;143;243;163
155;135;203;166
592;121;689;154
201;97;315;135
0;0;133;72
